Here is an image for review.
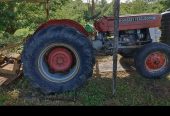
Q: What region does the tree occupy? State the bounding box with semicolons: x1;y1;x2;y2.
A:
120;0;163;15
0;0;68;33
55;0;87;24
0;2;17;34
100;0;107;7
160;0;170;11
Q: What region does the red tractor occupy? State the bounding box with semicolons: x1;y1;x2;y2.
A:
20;8;170;94
1;1;170;94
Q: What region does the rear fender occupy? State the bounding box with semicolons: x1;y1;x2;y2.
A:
35;19;88;36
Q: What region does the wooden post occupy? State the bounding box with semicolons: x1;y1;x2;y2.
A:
45;0;50;20
112;0;120;95
91;0;95;16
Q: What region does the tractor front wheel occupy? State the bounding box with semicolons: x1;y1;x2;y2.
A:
134;42;170;79
22;26;94;94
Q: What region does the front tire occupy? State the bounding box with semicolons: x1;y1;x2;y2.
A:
22;26;94;94
134;42;170;79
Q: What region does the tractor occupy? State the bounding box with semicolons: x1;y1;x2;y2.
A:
0;0;170;94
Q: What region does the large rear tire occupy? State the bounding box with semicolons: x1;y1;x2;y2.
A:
22;26;94;94
160;11;170;45
134;42;170;79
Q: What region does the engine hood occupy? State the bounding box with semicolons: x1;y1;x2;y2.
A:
94;14;162;32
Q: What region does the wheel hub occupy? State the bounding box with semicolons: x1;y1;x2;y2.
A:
47;48;73;72
145;52;167;71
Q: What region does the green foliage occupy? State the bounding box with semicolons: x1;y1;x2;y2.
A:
160;0;170;11
14;28;33;38
52;0;87;24
0;0;69;46
0;0;69;33
120;0;164;15
0;94;9;106
0;0;169;47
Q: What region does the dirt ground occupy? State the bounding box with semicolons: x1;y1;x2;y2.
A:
0;56;170;106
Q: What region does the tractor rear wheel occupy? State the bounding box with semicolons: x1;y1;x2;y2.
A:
22;26;94;94
160;11;170;45
134;42;170;79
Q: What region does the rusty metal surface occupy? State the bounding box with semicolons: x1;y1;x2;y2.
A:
0;53;22;86
0;76;8;85
94;14;161;33
0;35;28;86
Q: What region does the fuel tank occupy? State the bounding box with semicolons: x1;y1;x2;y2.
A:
94;14;162;33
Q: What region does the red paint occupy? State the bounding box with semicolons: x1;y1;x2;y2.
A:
94;14;162;32
145;52;167;71
36;19;88;36
47;47;73;72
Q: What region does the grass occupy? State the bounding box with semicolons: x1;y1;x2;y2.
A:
0;94;9;105
0;56;170;106
0;71;169;106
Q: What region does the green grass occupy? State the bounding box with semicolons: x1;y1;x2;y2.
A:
0;72;169;106
0;94;9;105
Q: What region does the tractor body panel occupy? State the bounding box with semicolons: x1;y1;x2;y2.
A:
94;14;161;33
35;19;88;36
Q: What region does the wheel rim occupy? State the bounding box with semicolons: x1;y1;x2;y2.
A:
47;47;73;72
145;52;168;72
38;43;80;83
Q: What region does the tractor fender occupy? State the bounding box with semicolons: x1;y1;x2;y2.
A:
35;19;88;36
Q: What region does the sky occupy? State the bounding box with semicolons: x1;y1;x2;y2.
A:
82;0;129;3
